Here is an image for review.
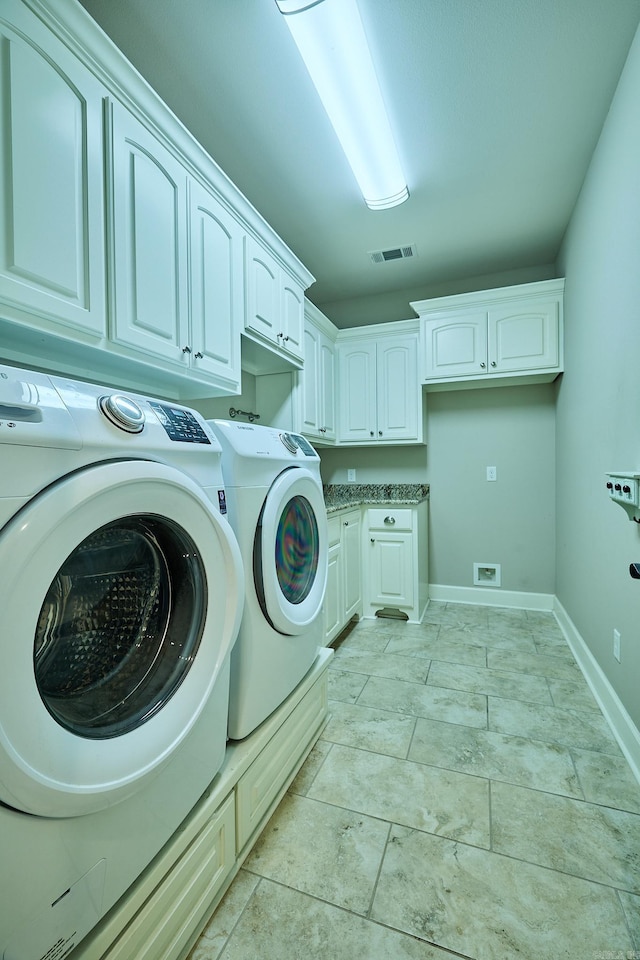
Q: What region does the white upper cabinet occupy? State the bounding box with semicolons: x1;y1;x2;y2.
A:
187;179;243;390
300;302;337;443
108;100;190;365
413;279;564;390
245;237;304;366
337;323;424;445
0;1;106;338
0;0;312;398
108;100;243;393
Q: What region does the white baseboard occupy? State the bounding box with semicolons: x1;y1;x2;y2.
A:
554;598;640;784
428;583;554;611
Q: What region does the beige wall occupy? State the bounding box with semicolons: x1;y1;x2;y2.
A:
556;23;640;730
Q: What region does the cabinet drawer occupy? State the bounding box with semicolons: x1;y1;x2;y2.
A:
102;793;235;960
367;508;413;532
236;668;328;852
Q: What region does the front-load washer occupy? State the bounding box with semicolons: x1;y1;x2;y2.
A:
208;419;327;740
0;364;243;960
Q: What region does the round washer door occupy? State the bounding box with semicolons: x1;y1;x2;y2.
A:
0;459;243;818
255;467;327;635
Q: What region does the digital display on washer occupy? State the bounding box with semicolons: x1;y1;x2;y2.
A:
291;435;316;457
149;402;211;443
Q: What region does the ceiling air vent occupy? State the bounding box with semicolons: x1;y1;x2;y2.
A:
369;244;417;264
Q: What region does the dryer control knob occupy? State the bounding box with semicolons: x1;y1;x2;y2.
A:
280;432;299;454
99;394;145;433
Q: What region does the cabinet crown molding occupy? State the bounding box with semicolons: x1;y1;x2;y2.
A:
410;278;565;316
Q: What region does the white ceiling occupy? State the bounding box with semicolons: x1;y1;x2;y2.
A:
77;0;640;327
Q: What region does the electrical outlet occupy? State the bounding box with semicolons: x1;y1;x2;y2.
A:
486;466;497;481
613;628;621;662
347;468;356;482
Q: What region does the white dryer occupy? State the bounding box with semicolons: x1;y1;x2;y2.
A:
0;365;243;960
208;420;327;740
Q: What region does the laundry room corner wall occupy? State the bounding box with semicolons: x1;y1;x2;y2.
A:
555;19;640;736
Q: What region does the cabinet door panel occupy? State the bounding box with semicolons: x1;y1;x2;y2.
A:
377;337;418;440
369;534;414;607
424;313;487;378
490;302;559;372
323;544;342;644
282;279;304;360
245;239;279;345
302;323;320;435
337;343;376;442
0;12;105;335
110;102;188;361
342;513;362;620
189;180;242;387
319;335;336;439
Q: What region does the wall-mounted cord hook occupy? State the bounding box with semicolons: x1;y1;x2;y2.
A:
229;407;260;423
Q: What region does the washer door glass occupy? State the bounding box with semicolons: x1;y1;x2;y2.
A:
255;467;327;635
35;516;206;740
274;495;319;605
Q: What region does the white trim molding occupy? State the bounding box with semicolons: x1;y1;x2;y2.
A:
554;598;640;784
428;584;554;611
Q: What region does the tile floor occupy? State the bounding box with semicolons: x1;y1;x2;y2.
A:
189;602;640;960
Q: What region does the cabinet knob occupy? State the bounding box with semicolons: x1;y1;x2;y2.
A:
182;345;192;354
490;360;497;367
384;516;396;525
370;538;375;543
344;521;349;526
370;431;374;436
378;430;382;436
194;351;203;359
480;361;486;368
320;427;327;433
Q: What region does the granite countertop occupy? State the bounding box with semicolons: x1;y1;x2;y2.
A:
323;483;429;514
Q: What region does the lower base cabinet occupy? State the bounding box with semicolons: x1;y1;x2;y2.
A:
324;509;362;644
363;503;429;623
72;649;332;960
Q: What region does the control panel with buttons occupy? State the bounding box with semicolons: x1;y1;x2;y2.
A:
606;472;640;521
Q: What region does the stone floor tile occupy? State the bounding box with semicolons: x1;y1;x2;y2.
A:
489;696;621;753
358;675;488;728
332;646;430;683
487;648;583;681
308;742;490;848
323;699;416;758
491;780;640;892
371;826;634;960
428;660;553;704
217;879;454;960
409;717;583;797
243;793;390;915
385;633;487;666
571;748;640;814
547;676;601;713
327;667;368;704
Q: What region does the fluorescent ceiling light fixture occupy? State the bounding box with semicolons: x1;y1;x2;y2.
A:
275;0;409;210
